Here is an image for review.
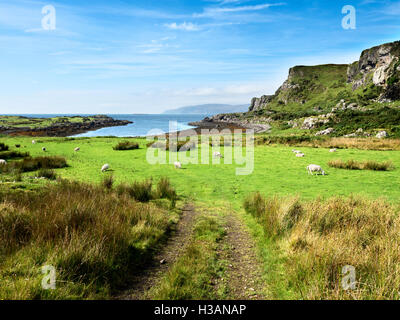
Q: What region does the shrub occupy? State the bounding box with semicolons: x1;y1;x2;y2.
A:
15;144;21;148
148;140;196;152
113;141;139;151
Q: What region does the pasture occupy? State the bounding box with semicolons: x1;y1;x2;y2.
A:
1;136;399;207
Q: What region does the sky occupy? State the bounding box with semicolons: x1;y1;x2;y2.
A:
0;0;400;114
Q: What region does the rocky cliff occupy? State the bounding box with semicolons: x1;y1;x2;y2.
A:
249;41;400;112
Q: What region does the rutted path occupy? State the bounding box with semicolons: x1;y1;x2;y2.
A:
118;203;198;300
221;212;267;300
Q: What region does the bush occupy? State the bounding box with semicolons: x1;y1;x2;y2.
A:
148;140;196;152
113;141;139;151
328;159;394;171
15;144;21;148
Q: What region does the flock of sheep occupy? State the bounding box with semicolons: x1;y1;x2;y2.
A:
0;140;335;177
292;148;337;176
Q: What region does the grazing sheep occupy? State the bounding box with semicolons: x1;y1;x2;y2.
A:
213;152;223;158
296;153;305;158
101;164;109;172
0;159;6;165
307;164;326;176
174;161;182;169
32;140;36;144
74;147;80;152
329;148;337;153
292;150;302;154
42;147;46;152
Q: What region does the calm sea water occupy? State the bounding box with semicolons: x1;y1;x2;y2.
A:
10;114;208;137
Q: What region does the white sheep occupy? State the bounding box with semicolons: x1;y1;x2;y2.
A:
74;147;80;152
329;148;337;153
32;140;36;144
307;164;326;176
101;164;109;172
174;161;182;169
296;153;305;158
0;159;6;165
292;150;302;154
213;152;223;158
42;147;46;152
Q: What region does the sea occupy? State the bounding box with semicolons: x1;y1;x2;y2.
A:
10;114;209;137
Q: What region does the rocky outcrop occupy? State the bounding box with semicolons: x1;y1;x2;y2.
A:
347;41;400;100
249;95;274;111
0;115;132;137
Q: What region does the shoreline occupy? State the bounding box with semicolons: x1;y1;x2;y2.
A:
0;115;132;137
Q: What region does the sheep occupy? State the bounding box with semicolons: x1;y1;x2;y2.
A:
213;152;223;158
307;164;326;176
32;140;36;144
42;147;46;152
101;164;109;172
296;153;305;158
0;159;6;165
74;147;80;152
292;150;302;154
329;148;337;153
174;161;182;169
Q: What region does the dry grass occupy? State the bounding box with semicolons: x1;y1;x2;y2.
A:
256;136;400;151
305;137;400;151
244;192;400;299
328;159;395;171
0;180;178;299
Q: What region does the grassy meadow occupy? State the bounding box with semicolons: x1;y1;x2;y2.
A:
1;135;400;299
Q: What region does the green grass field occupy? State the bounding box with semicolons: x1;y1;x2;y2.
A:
1;136;399;206
1;136;399;299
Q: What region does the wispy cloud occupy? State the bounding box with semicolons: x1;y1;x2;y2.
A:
194;2;286;17
164;22;201;31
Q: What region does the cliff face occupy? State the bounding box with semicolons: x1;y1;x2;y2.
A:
347;41;400;100
249;41;400;113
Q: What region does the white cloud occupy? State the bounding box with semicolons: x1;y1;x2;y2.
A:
164;22;200;31
194;2;285;18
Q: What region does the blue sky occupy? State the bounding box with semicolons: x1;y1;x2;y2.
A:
0;0;400;114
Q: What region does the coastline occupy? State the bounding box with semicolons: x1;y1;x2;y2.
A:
0;115;132;137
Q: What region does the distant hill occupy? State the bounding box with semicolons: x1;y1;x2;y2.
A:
163;104;249;115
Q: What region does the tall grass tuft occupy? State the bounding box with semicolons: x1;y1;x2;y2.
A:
0;179;176;299
156;177;177;202
113;141;139;151
101;175;114;190
244;193;400;299
328;159;395;171
36;168;57;180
